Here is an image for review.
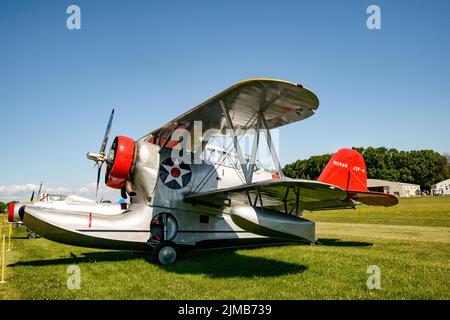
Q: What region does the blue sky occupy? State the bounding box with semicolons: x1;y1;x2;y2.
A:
1;0;449;200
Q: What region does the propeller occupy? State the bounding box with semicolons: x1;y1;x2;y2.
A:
87;108;115;197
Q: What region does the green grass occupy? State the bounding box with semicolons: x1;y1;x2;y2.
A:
304;196;450;227
1;196;449;300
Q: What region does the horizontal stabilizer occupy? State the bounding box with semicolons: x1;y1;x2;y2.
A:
347;191;398;207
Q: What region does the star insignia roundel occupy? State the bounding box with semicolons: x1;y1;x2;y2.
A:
159;158;192;190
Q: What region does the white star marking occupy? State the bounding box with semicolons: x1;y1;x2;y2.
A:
162;159;190;188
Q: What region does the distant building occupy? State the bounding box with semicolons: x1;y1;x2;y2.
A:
367;179;420;197
431;178;450;196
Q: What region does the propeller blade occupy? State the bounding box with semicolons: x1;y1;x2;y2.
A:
88;109;115;198
100;108;115;155
96;162;103;197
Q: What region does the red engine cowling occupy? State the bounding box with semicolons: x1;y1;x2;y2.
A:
105;136;135;189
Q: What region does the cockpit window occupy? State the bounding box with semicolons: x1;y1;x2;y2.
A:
47;194;67;202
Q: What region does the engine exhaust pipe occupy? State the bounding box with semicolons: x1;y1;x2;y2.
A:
125;180;136;197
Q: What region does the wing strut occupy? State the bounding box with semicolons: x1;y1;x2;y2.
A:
219;97;286;184
247;114;261;183
220;99;251;183
260;113;285;180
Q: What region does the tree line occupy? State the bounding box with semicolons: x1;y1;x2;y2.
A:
283;147;450;190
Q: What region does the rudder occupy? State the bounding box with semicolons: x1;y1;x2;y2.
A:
317;148;367;192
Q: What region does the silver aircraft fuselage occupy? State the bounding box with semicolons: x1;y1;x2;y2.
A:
23;141;315;250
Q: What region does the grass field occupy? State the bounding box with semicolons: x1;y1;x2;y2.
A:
0;196;449;300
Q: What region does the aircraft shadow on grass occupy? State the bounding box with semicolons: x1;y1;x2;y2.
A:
8;251;145;268
9;247;307;278
164;239;372;278
163;249;308;278
317;238;373;247
9;239;371;278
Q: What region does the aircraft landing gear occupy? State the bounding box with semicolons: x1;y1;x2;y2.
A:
27;229;39;239
151;240;179;265
148;213;180;265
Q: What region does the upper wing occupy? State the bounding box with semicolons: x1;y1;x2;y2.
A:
141;78;319;145
184;179;355;212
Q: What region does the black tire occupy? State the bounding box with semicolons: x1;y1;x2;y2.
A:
151;240;179;265
27;230;38;239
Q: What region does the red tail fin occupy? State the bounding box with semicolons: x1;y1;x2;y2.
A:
318;148;398;207
317;148;367;192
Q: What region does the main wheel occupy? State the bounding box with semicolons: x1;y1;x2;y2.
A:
27;229;39;239
151;241;179;265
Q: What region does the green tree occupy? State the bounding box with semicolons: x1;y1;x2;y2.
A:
0;201;7;214
284;147;450;190
283;153;331;180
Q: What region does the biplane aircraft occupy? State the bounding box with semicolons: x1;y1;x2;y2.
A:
21;79;398;265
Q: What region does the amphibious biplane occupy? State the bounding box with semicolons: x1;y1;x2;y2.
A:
21;79;397;264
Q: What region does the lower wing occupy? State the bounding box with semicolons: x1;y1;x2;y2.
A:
185;179;353;212
184;179;398;212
